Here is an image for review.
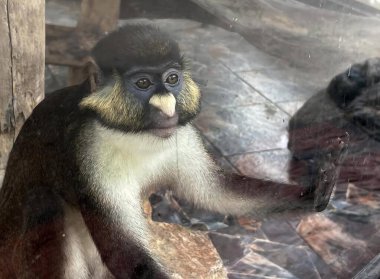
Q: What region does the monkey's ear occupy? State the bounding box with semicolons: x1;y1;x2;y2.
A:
83;57;102;93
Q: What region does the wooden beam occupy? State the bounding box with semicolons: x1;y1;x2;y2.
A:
0;0;45;173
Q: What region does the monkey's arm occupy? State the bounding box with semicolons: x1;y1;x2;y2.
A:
177;134;347;218
77;193;169;279
12;186;66;278
216;168;331;217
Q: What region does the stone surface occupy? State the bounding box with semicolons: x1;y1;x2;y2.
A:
228;251;298;279
191;61;268;108
249;240;321;279
238;68;321;103
353;253;380;279
208;232;247;267
297;0;380;16
174;24;273;73
259;220;303;246
297;214;377;278
228;149;291;182
200;135;237;172
45;65;69;94
194;104;289;156
190;0;380;79
277;101;307;116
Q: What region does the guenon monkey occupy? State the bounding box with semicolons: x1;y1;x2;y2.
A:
0;24;347;279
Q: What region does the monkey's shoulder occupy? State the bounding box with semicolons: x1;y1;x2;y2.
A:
2;82;93;191
14;81;93;147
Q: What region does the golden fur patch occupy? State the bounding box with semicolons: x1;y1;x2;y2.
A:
79;77;144;130
178;72;201;115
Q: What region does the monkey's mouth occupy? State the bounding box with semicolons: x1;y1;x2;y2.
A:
148;126;177;138
146;112;179;138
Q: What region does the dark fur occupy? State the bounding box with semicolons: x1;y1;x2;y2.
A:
92;25;183;76
327;58;380;109
288;58;380;188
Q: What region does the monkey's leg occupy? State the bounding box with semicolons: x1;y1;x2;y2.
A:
78;195;170;279
14;186;66;278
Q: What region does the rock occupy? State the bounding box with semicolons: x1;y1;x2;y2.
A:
143;201;228;279
248;240;322;279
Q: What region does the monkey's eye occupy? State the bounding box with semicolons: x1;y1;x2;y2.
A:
135;78;152;90
166;74;179;85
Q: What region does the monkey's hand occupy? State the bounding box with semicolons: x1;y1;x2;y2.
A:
207;133;348;218
180;129;349;218
298;133;349;212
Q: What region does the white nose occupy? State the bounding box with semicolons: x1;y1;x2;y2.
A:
149;93;176;117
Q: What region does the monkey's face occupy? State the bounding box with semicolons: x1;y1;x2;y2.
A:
122;65;186;138
80;66;200;138
80;24;201;138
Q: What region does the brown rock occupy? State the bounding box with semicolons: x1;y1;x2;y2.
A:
143;201;228;279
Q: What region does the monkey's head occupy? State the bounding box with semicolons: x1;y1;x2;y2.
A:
80;24;201;138
327;58;380;109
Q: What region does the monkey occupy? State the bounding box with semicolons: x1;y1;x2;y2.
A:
0;24;347;279
288;58;380;194
326;58;380;111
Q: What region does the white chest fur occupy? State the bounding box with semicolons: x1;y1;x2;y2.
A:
88;123;202;188
80;122;206;244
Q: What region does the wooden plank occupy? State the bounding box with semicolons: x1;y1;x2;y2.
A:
0;0;14;172
0;0;45;172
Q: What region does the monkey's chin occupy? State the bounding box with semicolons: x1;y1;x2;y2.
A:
148;127;177;138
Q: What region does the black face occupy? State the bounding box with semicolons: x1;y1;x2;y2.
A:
122;64;184;103
120;64;185;138
86;24;201;138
